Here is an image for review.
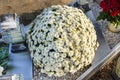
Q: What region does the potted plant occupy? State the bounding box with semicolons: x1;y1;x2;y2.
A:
97;0;120;32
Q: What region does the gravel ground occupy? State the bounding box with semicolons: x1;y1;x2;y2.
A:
0;0;73;15
99;21;120;49
33;64;90;80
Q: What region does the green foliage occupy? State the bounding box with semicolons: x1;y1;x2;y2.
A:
0;47;9;67
97;12;120;28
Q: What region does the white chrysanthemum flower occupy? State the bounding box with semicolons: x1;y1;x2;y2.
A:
27;5;99;77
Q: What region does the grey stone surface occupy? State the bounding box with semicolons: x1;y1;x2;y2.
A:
7;50;32;80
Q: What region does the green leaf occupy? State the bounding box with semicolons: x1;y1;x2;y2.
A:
0;47;9;67
97;11;120;28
